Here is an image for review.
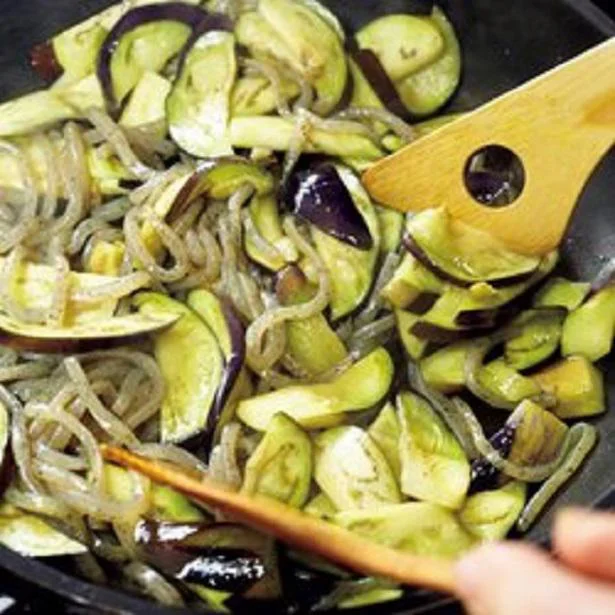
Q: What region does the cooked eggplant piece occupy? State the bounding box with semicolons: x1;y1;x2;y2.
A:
405;208;541;288
170;157;274;222
348;56;384;111
237;347;394;430
420;341;474;394
0;311;179;352
348;47;408;119
394;309;428;360
97;3;213;110
284;164;373;250
508;400;568;467
0;402;12;497
135;293;224;443
475;358;544;408
311;166;381;319
29;43;63;84
304;493;337;519
189;587;231;613
397;392;470;509
36;0;202;82
236;0;347;115
167;24;236;157
0;504;86;557
245;194;298;271
276;266;348;376
334;502;474;558
336;585;403;610
356;14;445;82
85;241;126;276
395;7;461;116
186;290;246;453
561;285;615;362
1;260;120;326
120;71;172;135
104;463;206;522
470;423;516;492
228;116;383;159
314;426;401;511
469;400;568;494
231;75;300;117
151;486;208;523
51;21;108;82
412;251;559;340
414;112;465;136
504;308;565;370
459;481;527;541
381;253;443;310
533;277;591;311
314;578;402;611
0;75;104;137
376;207;404;253
137;521;280;599
242;413;312;508
533;356;605;419
367;402;401;478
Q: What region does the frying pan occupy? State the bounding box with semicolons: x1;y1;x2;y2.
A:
0;0;613;613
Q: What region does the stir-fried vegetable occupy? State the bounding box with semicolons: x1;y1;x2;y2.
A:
0;0;608;611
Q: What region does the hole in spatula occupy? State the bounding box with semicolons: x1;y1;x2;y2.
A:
464;144;525;207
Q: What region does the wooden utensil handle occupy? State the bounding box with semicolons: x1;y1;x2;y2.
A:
102;445;458;594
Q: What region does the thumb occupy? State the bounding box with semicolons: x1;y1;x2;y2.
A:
455;542;615;615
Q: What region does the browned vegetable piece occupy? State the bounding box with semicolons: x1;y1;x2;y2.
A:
101;445;457;593
533;356;605;419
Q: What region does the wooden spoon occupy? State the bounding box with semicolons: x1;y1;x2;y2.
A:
101;445;458;595
362;37;615;256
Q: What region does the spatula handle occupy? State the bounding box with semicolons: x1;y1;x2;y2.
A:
363;37;615;255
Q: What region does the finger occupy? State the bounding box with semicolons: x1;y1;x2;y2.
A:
455;542;615;615
554;508;615;582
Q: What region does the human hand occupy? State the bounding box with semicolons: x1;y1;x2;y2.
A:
455;508;615;615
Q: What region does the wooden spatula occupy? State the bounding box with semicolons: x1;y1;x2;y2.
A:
363;37;615;256
102;445;458;594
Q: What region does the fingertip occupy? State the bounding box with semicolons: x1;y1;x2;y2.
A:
554;507;615;580
455;542;551;615
455;543;526;598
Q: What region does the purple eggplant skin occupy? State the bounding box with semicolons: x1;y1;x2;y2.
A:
0;398;12;498
30;41;63;82
173;13;234;84
469;423;516;493
0;443;13;499
403;234;536;289
96;3;215;113
176;548;265;592
411;321;481;344
201;302;246;457
405;291;440;315
135;521;267;594
348;46;409;120
284;164;373;250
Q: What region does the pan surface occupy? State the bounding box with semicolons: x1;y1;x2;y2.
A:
0;0;613;613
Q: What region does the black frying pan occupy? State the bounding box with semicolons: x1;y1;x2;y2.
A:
0;1;613;613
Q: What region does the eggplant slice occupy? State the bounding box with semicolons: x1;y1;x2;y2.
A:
404;208;541;288
0;311;179;352
97;3;211;111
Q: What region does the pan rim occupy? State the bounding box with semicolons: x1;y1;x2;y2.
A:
0;1;612;614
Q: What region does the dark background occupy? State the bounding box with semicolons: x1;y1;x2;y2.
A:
0;0;613;614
